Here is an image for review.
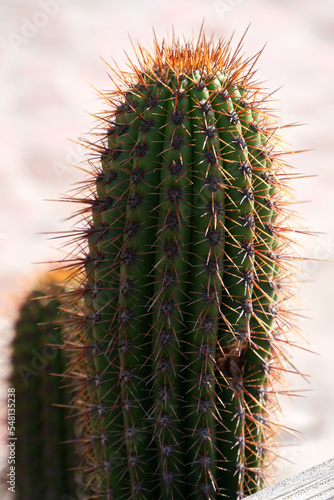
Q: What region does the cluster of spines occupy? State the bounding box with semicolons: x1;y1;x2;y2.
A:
9;276;78;500
61;31;302;500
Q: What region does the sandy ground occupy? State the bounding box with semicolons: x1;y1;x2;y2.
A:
1;0;334;497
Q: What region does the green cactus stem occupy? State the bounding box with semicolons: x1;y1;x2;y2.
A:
62;30;302;500
9;274;79;500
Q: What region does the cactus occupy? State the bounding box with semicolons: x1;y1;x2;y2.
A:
9;274;79;500
62;30;302;499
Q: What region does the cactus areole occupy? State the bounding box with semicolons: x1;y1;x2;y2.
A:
63;30;301;500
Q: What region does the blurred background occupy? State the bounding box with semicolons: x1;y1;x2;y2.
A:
1;0;333;496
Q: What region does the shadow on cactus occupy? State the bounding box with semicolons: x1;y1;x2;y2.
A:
59;28;306;499
8;273;80;500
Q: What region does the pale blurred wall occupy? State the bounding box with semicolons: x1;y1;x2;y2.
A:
1;0;334;495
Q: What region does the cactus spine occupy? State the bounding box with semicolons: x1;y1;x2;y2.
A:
10;275;78;500
63;31;301;499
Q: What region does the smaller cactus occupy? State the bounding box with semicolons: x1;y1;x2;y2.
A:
8;273;79;500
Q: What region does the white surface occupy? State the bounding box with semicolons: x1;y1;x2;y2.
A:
247;457;334;499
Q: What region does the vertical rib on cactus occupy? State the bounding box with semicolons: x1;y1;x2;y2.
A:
61;29;304;499
9;273;78;500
